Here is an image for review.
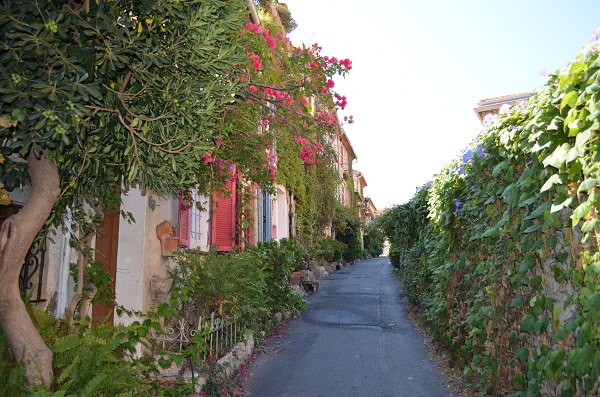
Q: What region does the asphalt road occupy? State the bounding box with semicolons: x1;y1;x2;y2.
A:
242;256;455;397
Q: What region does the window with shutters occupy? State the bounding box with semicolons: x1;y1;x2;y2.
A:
189;190;202;241
211;178;237;251
257;187;272;243
178;189;207;250
178;190;191;248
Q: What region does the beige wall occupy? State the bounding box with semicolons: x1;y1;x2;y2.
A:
114;187;177;325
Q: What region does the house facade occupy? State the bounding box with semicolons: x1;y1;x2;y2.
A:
2;175;293;327
352;170;378;247
1;1;374;329
3;119;371;327
331;126;356;209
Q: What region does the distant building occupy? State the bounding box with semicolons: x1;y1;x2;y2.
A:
332;127;357;209
473;92;531;124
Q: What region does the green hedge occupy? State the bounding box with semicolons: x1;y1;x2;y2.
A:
381;34;600;396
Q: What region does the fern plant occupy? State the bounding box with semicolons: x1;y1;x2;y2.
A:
50;324;152;397
1;301;61;397
0;330;28;397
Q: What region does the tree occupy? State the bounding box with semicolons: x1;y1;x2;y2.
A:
0;0;353;388
236;6;352;241
363;219;385;257
334;207;362;262
0;0;249;387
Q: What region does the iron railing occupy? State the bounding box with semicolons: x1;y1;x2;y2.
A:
151;312;242;360
19;241;47;303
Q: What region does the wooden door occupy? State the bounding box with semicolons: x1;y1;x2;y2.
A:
92;211;119;325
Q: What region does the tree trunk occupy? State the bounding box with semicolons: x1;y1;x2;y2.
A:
0;153;60;388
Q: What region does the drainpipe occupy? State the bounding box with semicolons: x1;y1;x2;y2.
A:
246;0;260;25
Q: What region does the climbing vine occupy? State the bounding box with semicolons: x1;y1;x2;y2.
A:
382;32;600;396
228;4;353;242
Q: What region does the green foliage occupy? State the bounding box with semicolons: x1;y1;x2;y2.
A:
334;207;363;262
1;303;158;397
196;362;243;397
315;236;347;263
164;240;307;335
0;331;27;397
0;154;9;205
50;325;152;396
380;186;434;306
363;219;385;257
69;259;115;308
0;0;250;236
238;6;351;241
383;33;600;395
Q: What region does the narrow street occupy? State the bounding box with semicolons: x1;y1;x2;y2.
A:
242;257;454;397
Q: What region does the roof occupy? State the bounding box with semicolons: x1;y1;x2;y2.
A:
473;91;533;123
338;128;357;161
353;170;367;187
476;92;532;106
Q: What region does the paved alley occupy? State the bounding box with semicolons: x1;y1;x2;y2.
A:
242;256;454;397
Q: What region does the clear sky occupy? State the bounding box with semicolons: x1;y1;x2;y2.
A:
282;0;600;209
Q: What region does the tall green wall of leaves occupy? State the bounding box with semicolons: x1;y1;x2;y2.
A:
382;36;600;396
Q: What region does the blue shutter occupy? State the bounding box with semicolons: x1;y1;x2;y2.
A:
266;192;272;241
257;188;273;242
257;188;265;242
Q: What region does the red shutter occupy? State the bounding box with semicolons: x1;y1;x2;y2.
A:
211;179;237;251
178;190;191;248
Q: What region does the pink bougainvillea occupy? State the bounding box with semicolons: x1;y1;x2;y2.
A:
247;52;263;70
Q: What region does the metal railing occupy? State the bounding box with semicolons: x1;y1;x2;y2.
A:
151;312;242;360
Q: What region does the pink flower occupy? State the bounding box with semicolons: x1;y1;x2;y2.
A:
245;22;260;34
247;52;263;70
300;97;308;106
340;58;352;70
276;32;283;40
249;85;257;93
326;79;335;89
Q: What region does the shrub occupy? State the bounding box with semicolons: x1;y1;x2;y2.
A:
334;210;362;262
381;34;600;395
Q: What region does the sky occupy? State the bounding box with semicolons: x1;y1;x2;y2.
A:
282;0;600;209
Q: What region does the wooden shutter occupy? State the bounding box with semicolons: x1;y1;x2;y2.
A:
178;190;191;248
266;192;272;240
257;188;273;242
257;188;265;242
211;178;237;251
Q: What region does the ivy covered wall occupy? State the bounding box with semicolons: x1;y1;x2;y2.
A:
381;34;600;396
